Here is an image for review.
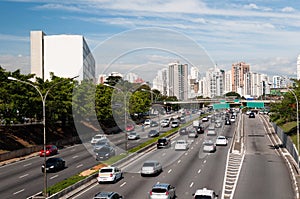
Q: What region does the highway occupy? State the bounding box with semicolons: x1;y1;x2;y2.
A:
0;112;197;199
234;113;294;199
71;114;236;198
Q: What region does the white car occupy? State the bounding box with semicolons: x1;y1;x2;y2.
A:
175;140;189;151
216;136;228;146
230;116;236;123
127;131;140;140
144;119;151;125
91;134;107;145
207;128;216;136
203;140;216;153
202;117;209;122
171;120;180;128
193;188;218;199
97;166;123;183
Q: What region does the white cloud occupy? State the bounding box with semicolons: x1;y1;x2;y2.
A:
281;7;295;13
244;3;259;10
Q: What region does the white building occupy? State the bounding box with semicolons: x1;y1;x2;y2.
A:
30;30;95;81
205;66;225;98
168;61;188;100
272;76;283;88
124;72;139;83
153;68;168;96
224;70;232;94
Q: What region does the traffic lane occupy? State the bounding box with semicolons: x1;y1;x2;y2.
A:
73;128;233;199
234;114;294;199
0;145;98;199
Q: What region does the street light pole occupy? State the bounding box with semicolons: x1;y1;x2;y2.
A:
104;84;130;151
8;76;78;197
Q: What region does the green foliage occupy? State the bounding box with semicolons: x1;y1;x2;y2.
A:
47;174;86;195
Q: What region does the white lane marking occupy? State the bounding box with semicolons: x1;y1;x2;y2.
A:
168;169;172;173
203;160;207;164
19;174;29;178
71;149;76;152
72;184;98;199
185;152;188;156
162;152;166;156
120;182;126;187
177;160;181;164
198;169;201;174
72;155;79;159
76;164;83;168
190;182;194;188
13;189;24;195
23;163;32;167
191;146;194;150
50;175;58;180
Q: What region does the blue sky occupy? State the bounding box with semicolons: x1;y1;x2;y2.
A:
1;0;300;80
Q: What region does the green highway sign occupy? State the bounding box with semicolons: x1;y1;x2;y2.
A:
246;101;264;108
213;103;230;110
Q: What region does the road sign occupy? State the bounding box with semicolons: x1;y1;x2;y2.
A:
246;101;264;108
213;103;230;109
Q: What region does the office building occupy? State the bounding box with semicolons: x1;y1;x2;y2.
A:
231;62;250;96
30;30;95;81
168;61;188;100
297;55;300;80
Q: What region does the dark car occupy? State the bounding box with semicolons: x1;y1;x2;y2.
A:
93;191;123;199
157;137;171;149
95;145;115;161
225;119;231;125
179;127;187;135
41;157;65;172
148;129;160;138
150;121;159;127
195;125;204;134
249;112;255;118
39;145;58;157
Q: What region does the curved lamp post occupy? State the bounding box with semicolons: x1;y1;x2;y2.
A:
8;76;78;197
104;84;131;151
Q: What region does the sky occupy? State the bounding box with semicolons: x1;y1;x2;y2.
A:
0;0;300;81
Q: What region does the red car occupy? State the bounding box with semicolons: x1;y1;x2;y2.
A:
39;145;58;157
125;124;135;132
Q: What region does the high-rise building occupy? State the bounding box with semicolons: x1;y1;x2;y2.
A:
30;30;95;81
273;76;283;88
231;62;250;96
297;55;300;80
224;70;232;94
205;66;225;98
153;68;168;96
168;61;188;100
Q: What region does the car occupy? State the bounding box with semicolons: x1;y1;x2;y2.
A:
148;129;160;138
195;125;205;134
93;139;110;151
215;120;222;128
141;160;162;176
149;183;176;199
97;166;123;183
93;191;123;199
175;140;189;151
150;121;159;127
246;110;252;115
207;126;216;136
203;140;216;153
144;119;152;125
230;115;236;123
39;145;58;157
41;157;65;172
95;145;115;161
179;127;187;135
157;137;171;149
161;120;170;128
192;188;218;199
127;131;140;140
171;120;180;128
91;134;107;145
249;112;255;118
179;116;186;124
188;129;198;138
225;119;231;125
215;136;228;146
125;124;135;132
202;117;209;122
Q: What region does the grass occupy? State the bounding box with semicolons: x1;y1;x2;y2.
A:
280;121;297;134
47;174;86;195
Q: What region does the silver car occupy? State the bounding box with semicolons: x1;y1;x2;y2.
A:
203;140;216;153
149;183;176;199
141;160;162;176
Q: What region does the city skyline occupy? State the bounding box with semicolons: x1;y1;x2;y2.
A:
0;0;300;81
